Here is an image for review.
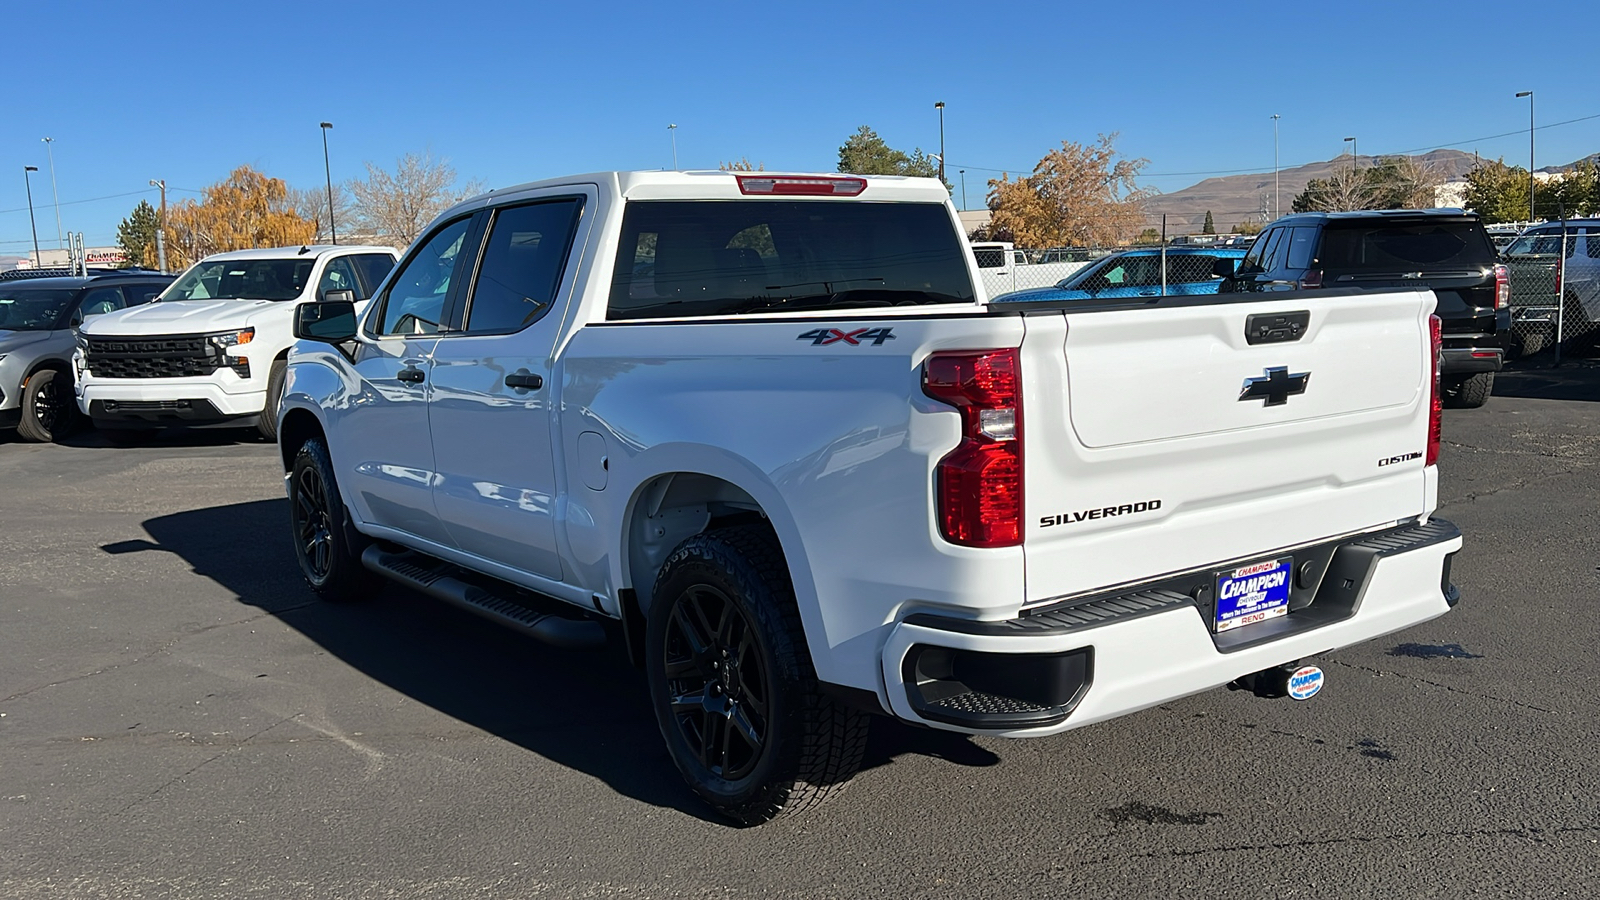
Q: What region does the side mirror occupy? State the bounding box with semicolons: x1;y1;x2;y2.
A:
1212;258;1239;278
295;299;357;343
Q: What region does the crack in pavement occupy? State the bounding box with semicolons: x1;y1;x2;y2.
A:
0;602;319;705
1326;659;1556;715
1441;464;1591;506
1085;822;1600;863
114;713;299;816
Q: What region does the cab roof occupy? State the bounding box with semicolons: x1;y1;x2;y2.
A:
198;244;397;262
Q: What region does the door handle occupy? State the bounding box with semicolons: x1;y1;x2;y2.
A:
505;370;544;392
1139;290;1159;296
397;366;426;384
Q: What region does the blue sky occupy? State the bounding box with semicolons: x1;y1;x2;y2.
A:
4;0;1598;253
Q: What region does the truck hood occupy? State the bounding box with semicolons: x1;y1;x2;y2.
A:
80;298;289;337
0;330;52;353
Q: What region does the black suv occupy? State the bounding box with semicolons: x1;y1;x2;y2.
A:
1220;210;1508;408
0;270;173;441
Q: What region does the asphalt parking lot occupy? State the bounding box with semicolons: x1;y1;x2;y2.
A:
2;363;1597;899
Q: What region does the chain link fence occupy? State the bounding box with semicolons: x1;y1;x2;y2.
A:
1503;222;1600;363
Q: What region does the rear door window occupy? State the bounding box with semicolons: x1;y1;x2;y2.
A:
351;253;397;296
1319;220;1497;272
461;198;584;333
1284;227;1318;270
608;200;975;320
317;257;362;299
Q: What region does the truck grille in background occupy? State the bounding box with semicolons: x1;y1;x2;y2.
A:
85;336;220;379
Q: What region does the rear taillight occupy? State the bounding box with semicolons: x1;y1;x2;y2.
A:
1493;264;1510;310
923;349;1023;548
1298;269;1324;289
1427;314;1442;466
735;175;867;196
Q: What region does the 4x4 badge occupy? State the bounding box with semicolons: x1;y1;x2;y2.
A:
1239;366;1310;406
797;327;896;346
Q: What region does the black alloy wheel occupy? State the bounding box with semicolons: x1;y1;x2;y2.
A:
17;368;76;443
288;438;373;601
662;583;772;781
292;461;336;583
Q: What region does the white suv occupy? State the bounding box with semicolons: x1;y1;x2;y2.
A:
75;245;396;441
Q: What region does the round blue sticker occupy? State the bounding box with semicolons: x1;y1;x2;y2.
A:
1287;665;1324;700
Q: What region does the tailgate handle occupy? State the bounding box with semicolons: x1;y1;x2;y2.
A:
1245;311;1310;345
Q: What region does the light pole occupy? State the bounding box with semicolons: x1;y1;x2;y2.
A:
41;137;63;249
959;169;967;211
23;166;41;267
1271;114;1281;218
318;122;337;245
667;124;678;170
1516;91;1534;222
148;179;168;273
1344;136;1357;177
934;101;946;185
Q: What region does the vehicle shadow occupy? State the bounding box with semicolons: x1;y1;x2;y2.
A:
1495;357;1600;402
107;498;999;823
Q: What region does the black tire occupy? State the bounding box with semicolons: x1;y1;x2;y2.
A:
16;368;77;443
288;437;375;602
1448;371;1494;409
1514;329;1549;358
646;525;868;826
258;359;287;443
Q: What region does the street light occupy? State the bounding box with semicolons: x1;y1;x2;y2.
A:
1343;136;1357;176
41;137;63;249
22;166;41;267
148;179;168;273
934;101;946;185
667;124;678;170
319;122;337;245
1516;91;1534;222
1271;114;1281;218
959;169;967;211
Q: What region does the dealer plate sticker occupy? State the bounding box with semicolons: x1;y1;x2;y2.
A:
1215;557;1292;633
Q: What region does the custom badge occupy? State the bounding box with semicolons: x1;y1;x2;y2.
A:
1287;665;1324;701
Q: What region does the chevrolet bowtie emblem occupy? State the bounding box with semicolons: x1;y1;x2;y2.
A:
1239;366;1311;406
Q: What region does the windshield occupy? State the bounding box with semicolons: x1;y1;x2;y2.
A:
164;258;316;302
607;200;975;320
1505;226;1592;257
0;288;76;331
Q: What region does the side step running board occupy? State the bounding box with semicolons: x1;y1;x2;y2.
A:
360;545;607;651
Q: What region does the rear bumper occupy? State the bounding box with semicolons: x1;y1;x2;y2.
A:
1440;347;1503;374
879;519;1462;736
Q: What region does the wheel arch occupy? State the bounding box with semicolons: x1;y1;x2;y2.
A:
277;405;326;471
615;451;819;654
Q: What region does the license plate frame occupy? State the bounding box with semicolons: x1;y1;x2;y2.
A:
1214;556;1293;633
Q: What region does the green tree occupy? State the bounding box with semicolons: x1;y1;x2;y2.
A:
1202;210;1216;234
1134;227;1162;245
1464;159;1531;223
116;200;161;269
837;126;949;188
1293;156;1439;213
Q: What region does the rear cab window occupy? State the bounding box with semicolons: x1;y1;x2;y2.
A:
607;201;975;320
1317;219;1497;275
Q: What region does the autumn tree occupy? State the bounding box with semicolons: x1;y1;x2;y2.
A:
162;166;316;270
116;200;161;269
837;126;949;188
348;152;485;248
986;134;1153;247
1233;220;1265;235
719;157;765;171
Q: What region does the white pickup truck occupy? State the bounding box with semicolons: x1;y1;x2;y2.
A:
278;171;1462;825
73;245;396;441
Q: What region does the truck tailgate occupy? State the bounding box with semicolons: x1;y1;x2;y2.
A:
1018;289;1435;605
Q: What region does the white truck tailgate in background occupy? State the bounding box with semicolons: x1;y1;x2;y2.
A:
1020;291;1436;606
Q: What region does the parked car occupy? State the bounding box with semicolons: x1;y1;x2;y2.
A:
0;270;172;442
73;244;397;442
1500;219;1600;357
994;247;1247;303
279;170;1460;824
1221;210;1507;408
